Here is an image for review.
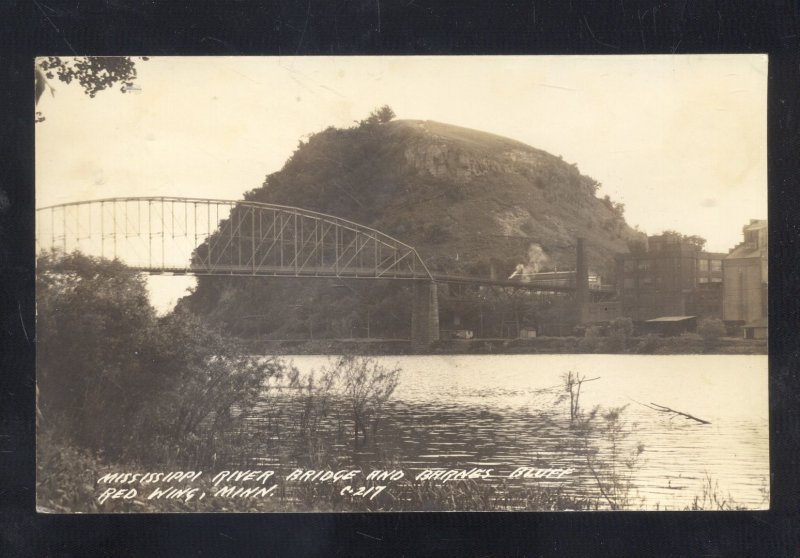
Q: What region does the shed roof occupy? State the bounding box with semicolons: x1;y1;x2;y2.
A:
645;316;697;323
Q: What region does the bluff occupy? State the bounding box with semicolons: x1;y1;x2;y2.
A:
182;119;642;339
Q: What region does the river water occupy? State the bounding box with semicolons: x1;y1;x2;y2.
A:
243;354;769;510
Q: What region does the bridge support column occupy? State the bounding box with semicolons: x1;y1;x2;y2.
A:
574;237;589;325
411;281;439;352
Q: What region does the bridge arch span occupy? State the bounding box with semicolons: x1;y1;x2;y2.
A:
36;197;434;281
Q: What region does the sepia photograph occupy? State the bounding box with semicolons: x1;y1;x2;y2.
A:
34;55;768;513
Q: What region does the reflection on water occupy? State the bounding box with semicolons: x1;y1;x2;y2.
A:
240;354;769;510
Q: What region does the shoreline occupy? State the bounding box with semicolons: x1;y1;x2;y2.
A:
241;336;767;356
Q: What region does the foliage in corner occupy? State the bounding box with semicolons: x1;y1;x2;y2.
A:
35;56;147;122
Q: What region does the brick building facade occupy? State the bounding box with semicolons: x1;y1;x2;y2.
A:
616;234;724;322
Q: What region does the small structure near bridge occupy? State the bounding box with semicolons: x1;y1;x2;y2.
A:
742;318;768;340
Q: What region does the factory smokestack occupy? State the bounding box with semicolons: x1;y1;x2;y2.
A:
575;238;589;324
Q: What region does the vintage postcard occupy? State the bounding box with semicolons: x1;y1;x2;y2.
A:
35;55;768;512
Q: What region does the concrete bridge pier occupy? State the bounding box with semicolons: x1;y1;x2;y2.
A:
411;281;439;352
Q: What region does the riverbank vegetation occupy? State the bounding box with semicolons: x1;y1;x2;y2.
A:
36;251;289;511
36;251;287;466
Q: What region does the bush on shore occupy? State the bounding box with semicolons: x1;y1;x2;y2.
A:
36;250;288;467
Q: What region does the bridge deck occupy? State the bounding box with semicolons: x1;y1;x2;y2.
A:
138;266;611;293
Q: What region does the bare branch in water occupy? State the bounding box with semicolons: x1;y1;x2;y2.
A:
628;398;710;425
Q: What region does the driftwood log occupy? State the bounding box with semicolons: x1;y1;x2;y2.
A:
630;398;711;425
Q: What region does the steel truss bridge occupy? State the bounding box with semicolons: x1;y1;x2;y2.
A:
36;197;605;348
37;197;436;282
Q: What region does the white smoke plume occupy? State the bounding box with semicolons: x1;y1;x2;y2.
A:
508;243;549;281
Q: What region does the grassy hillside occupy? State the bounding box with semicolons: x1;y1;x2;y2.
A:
183;117;642;339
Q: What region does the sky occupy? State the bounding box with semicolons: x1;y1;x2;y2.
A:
35;55;768;312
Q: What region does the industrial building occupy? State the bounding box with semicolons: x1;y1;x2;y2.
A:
722;219;768;338
615;233;725;322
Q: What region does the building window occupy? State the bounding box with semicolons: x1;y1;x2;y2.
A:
711;260;722;272
699;277;709;284
624;259;635;272
698;259;709;272
638;260;650;271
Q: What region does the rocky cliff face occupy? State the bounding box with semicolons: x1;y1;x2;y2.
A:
404;142;504;180
402;123;549;182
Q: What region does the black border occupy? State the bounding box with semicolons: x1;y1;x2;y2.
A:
2;1;799;556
